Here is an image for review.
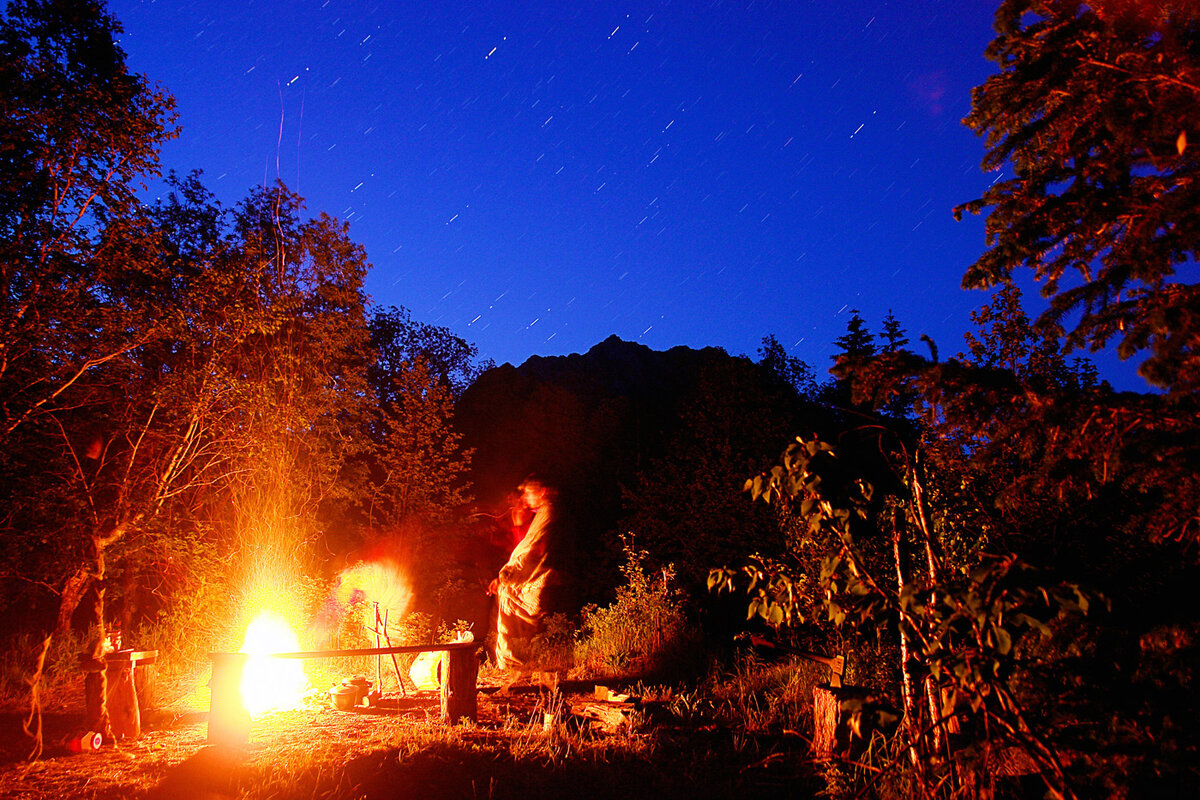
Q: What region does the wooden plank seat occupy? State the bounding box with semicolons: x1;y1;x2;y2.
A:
207;642;478;745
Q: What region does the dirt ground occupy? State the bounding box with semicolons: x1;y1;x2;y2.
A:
0;673;816;800
0;676;555;799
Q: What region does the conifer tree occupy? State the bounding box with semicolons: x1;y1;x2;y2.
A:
955;0;1200;395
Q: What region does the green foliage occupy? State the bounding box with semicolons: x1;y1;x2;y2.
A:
955;0;1200;395
574;537;701;680
716;432;1095;798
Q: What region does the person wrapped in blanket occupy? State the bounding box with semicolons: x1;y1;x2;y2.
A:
488;477;567;675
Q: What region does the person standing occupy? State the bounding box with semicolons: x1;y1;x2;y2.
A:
489;477;563;674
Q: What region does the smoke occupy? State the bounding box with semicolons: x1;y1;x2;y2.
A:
311;558;414;645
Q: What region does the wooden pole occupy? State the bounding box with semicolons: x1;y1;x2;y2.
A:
268;643;476;659
380;608;406;697
373;603;382;691
441;646;478;724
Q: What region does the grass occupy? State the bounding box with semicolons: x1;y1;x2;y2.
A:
0;672;823;800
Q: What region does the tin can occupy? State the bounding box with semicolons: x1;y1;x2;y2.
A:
68;731;102;752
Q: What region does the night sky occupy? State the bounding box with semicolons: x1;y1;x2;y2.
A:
104;0;1144;390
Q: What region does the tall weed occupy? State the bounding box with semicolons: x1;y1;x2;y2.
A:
573;537;702;681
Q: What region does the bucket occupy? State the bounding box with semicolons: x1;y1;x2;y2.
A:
330;685;358;711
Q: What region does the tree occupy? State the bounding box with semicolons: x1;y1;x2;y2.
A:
360;308;478;530
955;0;1200;395
757;333;818;399
821;309;880;412
879;309;910;354
961;283;1098;391
831;308;876;361
621;356;799;590
0;0;177;439
0;0;179;752
369;305;492;400
716;428;1091;799
0;168;379;753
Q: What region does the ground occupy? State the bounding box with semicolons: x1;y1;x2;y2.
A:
0;671;818;799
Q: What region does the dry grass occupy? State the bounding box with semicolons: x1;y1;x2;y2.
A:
0;665;821;800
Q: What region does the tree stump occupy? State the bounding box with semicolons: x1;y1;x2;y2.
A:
812;684;840;760
812;684;879;760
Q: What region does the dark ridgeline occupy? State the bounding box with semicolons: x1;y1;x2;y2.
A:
456;335;831;606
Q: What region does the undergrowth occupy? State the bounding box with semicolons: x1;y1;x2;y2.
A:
572;537;703;681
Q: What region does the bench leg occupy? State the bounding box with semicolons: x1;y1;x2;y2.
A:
107;665;140;739
440;648;478;724
208;654;250;746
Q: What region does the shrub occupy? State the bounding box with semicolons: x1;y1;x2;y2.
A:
573;536;703;681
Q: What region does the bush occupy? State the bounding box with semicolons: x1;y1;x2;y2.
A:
573;537;703;681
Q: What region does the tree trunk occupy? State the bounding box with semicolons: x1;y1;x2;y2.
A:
83;578;112;741
892;524;922;766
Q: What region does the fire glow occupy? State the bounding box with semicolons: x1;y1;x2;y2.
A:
238;610;308;717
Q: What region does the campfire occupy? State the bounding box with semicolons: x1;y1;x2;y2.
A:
238;610;309;717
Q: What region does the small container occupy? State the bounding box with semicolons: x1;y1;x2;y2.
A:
345;676;372;705
330;685;358;711
68;731;102;752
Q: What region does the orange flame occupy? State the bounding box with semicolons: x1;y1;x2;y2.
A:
238;610;308;717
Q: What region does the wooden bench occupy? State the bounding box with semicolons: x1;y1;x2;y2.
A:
81;649;158;740
208;642;478;745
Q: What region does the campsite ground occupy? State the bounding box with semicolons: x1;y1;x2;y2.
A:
0;671;818;799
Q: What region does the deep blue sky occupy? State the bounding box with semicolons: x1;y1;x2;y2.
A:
105;0;1144;390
